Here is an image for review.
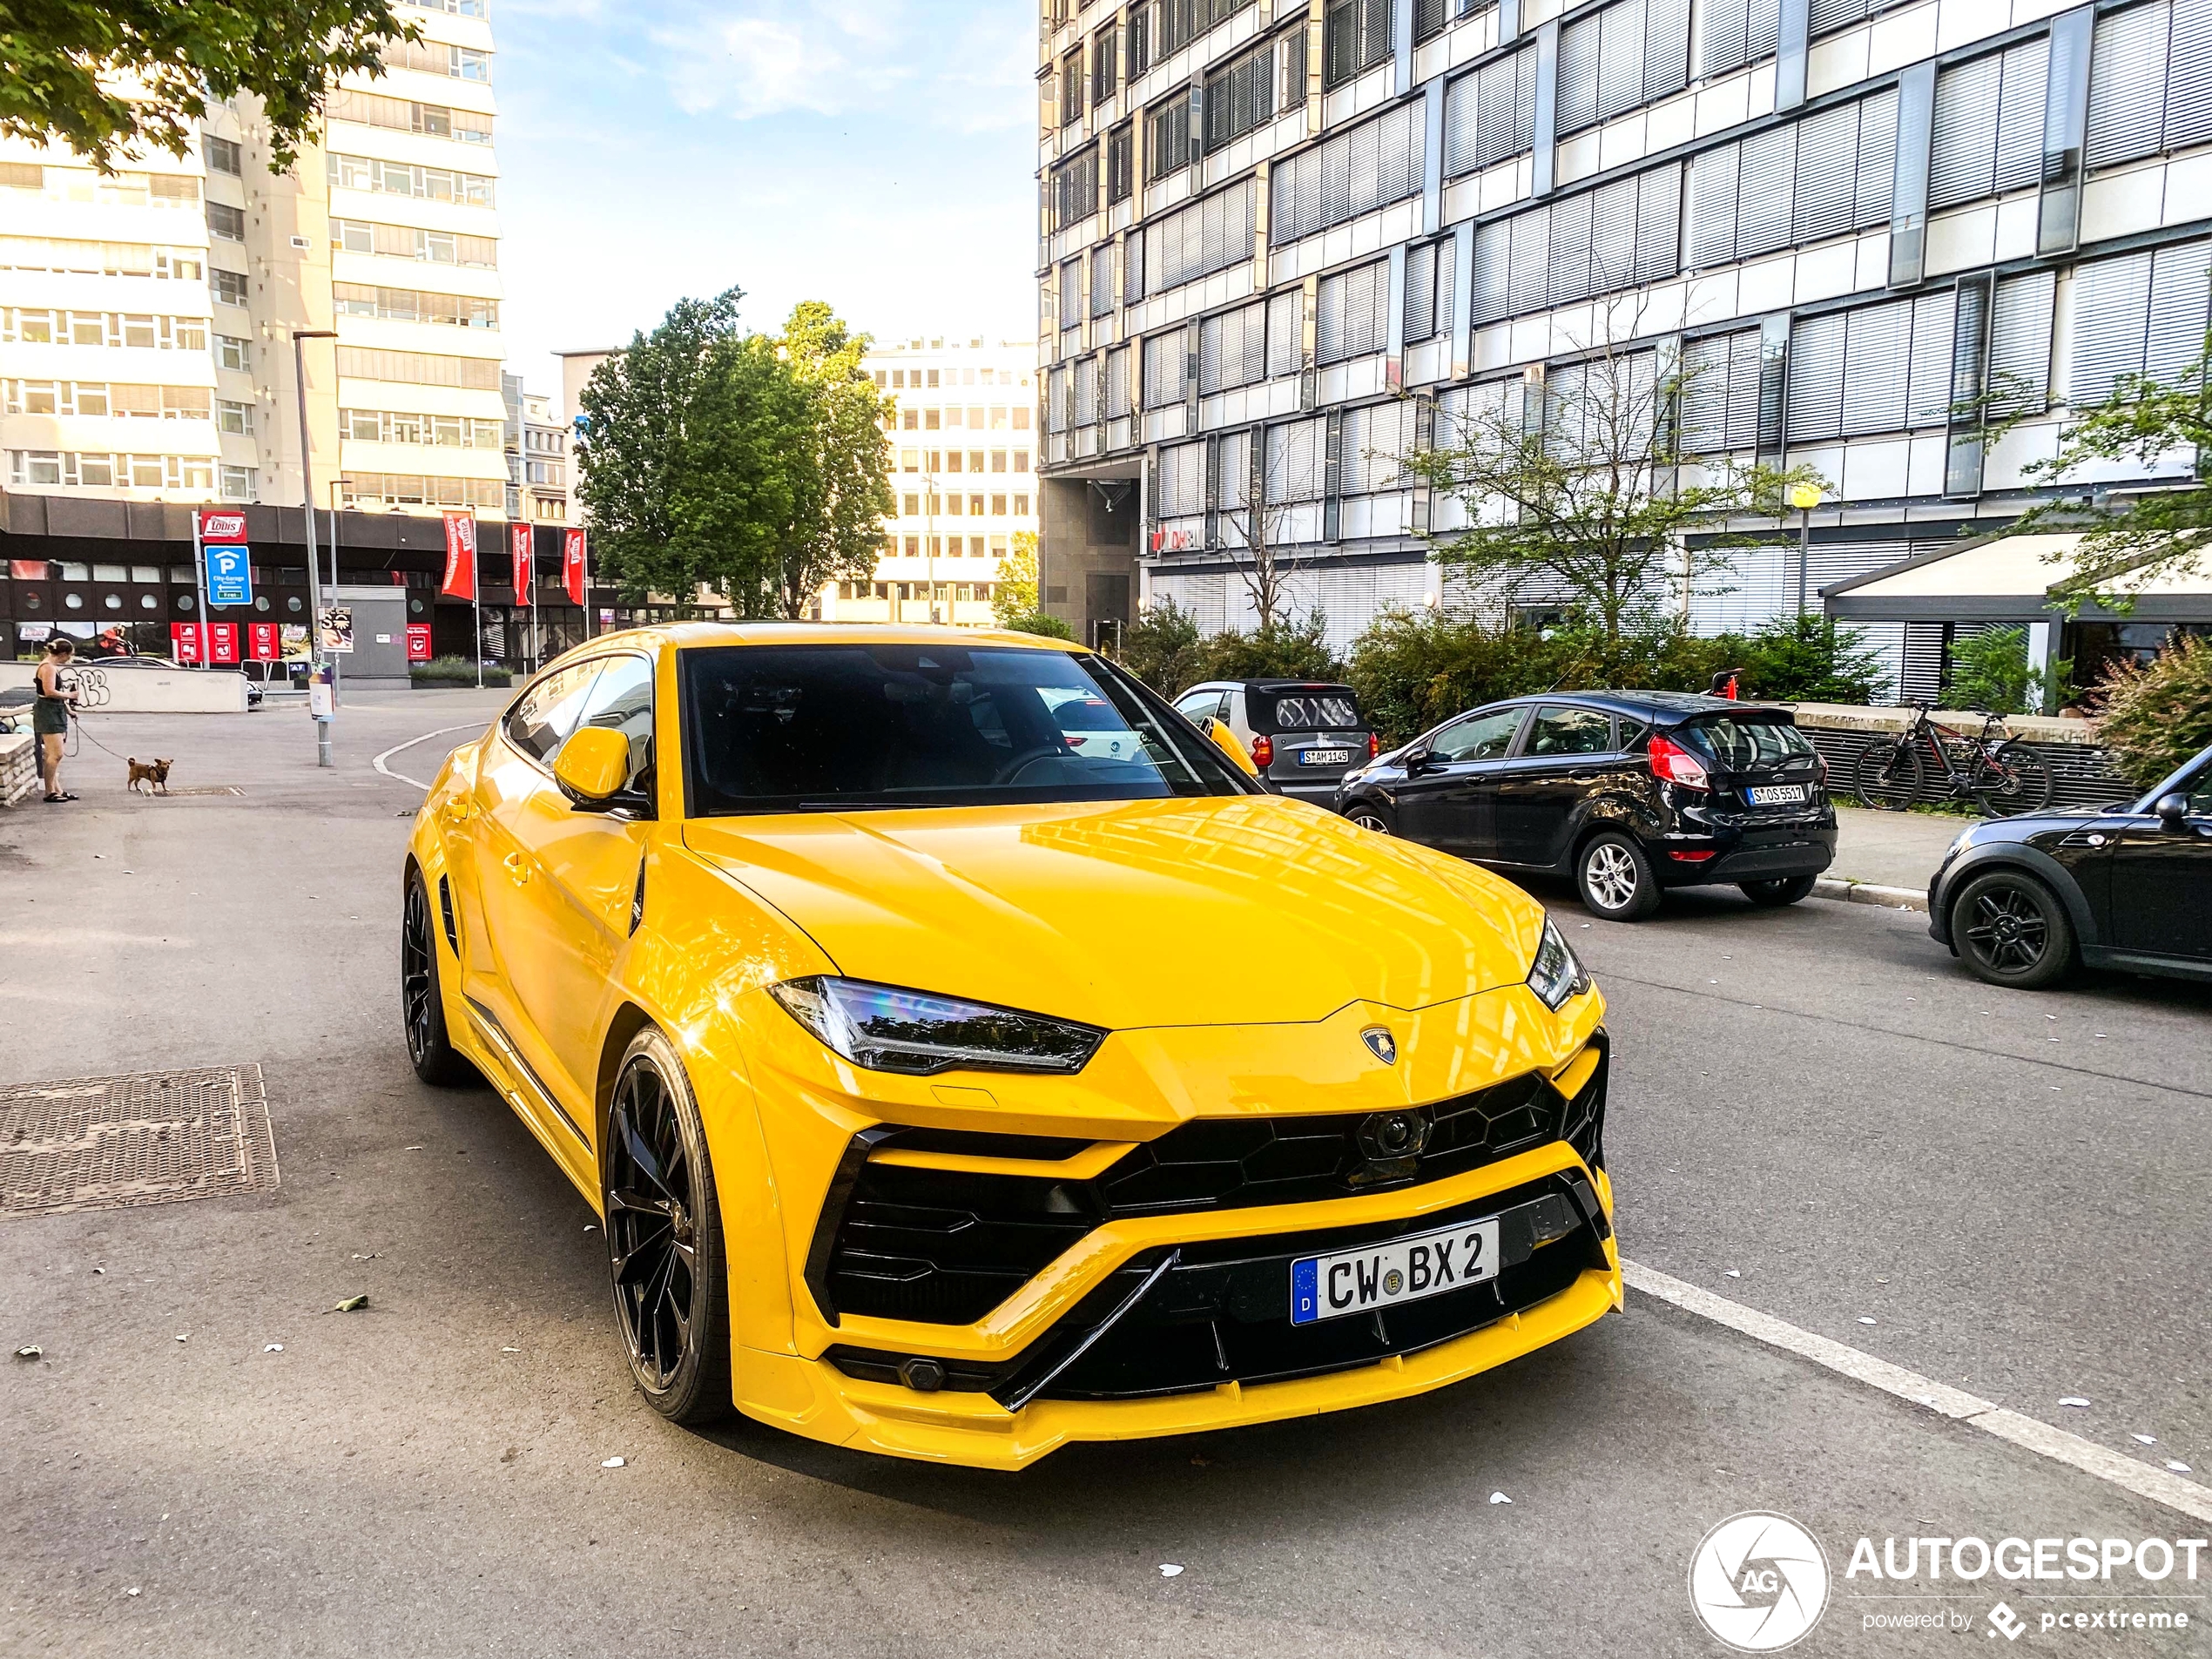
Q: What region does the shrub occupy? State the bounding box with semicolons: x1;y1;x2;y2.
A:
1197;610;1341;685
411;655;512;688
1345;610;1576;744
997;610;1076;641
1946;626;2040;715
2093;634;2212;787
1118;598;1204;693
1736;614;1890;704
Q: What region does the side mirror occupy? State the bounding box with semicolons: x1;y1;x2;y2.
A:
1404;744;1437;772
1204;717;1261;779
553;726;634;804
2155;792;2191;828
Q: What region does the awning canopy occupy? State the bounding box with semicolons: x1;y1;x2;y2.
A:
1824;533;2212;622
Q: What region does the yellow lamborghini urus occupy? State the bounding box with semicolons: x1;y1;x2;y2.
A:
401;624;1617;1468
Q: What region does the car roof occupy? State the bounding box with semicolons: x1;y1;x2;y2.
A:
565;621;1096;658
1476;689;1794;721
1180;678;1358;693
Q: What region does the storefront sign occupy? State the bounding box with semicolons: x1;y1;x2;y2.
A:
564;529;587;605
172;622;200;663
405;624;433;662
320;605;354;655
247;622;280;661
206;622;239;664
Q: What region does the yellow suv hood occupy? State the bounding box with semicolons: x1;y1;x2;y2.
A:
682;796;1544;1029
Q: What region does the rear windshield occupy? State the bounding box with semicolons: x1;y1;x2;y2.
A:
1251;685;1366;735
1676;716;1814;770
679;643;1255;814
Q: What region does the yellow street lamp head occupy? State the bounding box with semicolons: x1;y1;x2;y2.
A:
1786;482;1823;511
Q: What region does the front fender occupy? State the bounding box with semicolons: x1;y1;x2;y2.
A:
1930;841;2099;951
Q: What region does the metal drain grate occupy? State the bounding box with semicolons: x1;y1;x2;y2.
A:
1;1065;280;1219
158;786;246;798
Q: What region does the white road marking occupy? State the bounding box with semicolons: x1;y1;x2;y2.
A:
371;724;482;791
1623;1259;2212;1526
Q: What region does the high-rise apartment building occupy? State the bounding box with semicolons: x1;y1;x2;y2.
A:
1034;0;2212;692
1;1;552;661
818;336;1039;626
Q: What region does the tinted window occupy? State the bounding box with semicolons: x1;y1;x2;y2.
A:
1174;689;1227;724
681;644;1252;814
568;653;654;792
1432;706;1524;761
1679;716;1813;769
504;659;603;762
1527;705;1613;756
1251;685;1364;734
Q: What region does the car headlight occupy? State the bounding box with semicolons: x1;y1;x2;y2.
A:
766;976;1107;1076
1526;916;1592;1011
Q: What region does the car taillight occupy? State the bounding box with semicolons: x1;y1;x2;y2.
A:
1366;732;1380;759
1251;735;1274;767
1815;752;1830;785
1648;733;1710;790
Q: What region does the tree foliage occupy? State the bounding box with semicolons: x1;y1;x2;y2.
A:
574;292;893;618
1945;626;2052;716
0;0;418;172
1406;336;1818;644
2009;341;2212;610
2091;633;2212;787
1735;613;1890;705
987;531;1074;637
1116;598;1204;692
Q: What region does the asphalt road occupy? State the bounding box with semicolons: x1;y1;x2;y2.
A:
3;697;2207;1657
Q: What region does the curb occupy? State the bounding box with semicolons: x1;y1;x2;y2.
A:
1812;876;1928;914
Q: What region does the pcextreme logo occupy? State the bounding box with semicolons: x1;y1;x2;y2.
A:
1689;1512;1832;1651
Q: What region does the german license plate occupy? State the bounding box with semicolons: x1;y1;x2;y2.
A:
1302;748;1352;766
1747;784;1807;805
1289;1215;1501;1325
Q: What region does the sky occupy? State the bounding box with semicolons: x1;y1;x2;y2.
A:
490;0;1039;401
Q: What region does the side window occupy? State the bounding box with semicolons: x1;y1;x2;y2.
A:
1527;705;1614;757
1175;690;1224;724
564;654;654;790
504;660;603;762
1432;706;1525;761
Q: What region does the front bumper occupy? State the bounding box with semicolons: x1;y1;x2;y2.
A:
731;1001;1615;1469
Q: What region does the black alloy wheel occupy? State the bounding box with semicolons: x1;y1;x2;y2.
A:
1952;869;2074;990
604;1028;732;1425
401;869;476;1087
1740;873;1819;907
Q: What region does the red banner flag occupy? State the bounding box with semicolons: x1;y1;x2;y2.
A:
563;529;587;606
441;510;477;600
510;522;533;604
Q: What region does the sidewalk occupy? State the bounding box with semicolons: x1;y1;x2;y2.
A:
1814;804;1970;911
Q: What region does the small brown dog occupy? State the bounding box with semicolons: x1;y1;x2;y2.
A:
126;756;173;795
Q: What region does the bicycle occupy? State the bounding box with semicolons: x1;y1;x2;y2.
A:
1852;703;2054;815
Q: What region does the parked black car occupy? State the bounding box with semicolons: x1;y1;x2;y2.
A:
1927;741;2212;988
1170;678;1379;804
1334;691;1838;921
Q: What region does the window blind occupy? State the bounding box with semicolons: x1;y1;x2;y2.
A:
1132;179;1256;300
1787;293;1957;442
1986;269;2054;417
2067;241;2211;405
1264;416;1328;500
1557;0;1691;135
1404;239;1457;341
1340;400;1418;493
2086;0;2212;169
1678;327;1763;452
1929;37;2049;210
1270;99;1425;242
1074;355;1101;427
1694;0;1781;79
1443;46;1537;176
1105;344;1134;418
1684;87;1897;268
1157;440;1208;514
1317;260;1390;361
1199;300;1269;391
1266;287;1305;377
1143;329;1190;406
1467;162;1682;323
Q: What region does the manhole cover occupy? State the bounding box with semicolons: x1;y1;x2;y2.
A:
1;1065;280;1218
159;786;246;798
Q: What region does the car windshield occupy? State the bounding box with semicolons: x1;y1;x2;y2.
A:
680;643;1254;814
1676;716;1815;770
1251;685;1365;735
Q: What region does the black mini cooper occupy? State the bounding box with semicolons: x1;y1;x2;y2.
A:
1334;691;1838;921
1928;742;2212;988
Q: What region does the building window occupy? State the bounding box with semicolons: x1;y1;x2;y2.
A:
1443;46;1536;177
1269;101;1423;243
202;135;243;176
1147;91;1194;179
1786;291;1959;442
1316;260;1390;363
1129;178;1256;301
1092;24;1120;104
1204;37;1281;151
215;334;251;372
326;88;495;145
1556;0;1691;136
1696;0;1783;79
1472;162;1685;324
216;398;253;435
1323;0;1393;88
1052;147;1098;230
1929;37;2049;209
1014;494;1030;515
210;269;248;307
334;347;503;390
1198;300;1267;392
2067;241;2208;408
1062;46;1085;125
1107;123;1135;204
206;202;246;241
327;152;496;208
1684;88;1896;271
334;281;499;328
1403;239;1456;344
219;464;256;501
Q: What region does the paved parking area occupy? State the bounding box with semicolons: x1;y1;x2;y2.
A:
3;701;2206;1656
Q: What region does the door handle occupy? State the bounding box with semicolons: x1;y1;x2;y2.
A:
502;851;530;886
1569;772;1602;784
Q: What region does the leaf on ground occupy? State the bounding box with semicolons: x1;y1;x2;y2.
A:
332;1295;368;1312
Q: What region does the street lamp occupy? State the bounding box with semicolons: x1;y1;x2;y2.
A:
293;330;340;766
1787;480;1823;616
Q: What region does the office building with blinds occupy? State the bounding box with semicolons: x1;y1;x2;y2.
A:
1031;0;2212;692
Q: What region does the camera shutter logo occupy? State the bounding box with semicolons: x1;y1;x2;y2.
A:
1688;1513;1830;1651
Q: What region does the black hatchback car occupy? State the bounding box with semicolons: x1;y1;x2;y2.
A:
1334;691;1838;921
1927;741;2212;989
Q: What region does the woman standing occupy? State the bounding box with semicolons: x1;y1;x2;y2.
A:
33;635;79;803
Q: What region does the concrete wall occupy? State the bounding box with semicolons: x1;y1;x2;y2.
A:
0;661;249;711
1040;475;1139;647
329;587;411;680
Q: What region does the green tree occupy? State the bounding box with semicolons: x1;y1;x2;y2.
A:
2;0;418;172
1406;335;1819;646
756;301;895;618
1737;613;1890;704
2092;634;2212;787
987;532;1074;638
1117;598;1204;693
1197;611;1342;684
1946;625;2054;716
1345;609;1578;744
2007;341;2212;610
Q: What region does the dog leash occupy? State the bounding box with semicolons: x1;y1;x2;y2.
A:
67;709;133;762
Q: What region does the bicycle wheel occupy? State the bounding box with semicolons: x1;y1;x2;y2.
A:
1853;738;1922;810
1974;740;2053;816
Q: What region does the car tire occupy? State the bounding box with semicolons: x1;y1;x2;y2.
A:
1345;804;1394;835
603;1026;734;1426
1740;873;1818;907
1950;869;2074;990
401;867;478;1088
1576;832;1661;922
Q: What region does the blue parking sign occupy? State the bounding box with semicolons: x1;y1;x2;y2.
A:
205;543;253;607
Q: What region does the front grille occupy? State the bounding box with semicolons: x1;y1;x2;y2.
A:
825;1172;1613;1404
806;1033;1608;1327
